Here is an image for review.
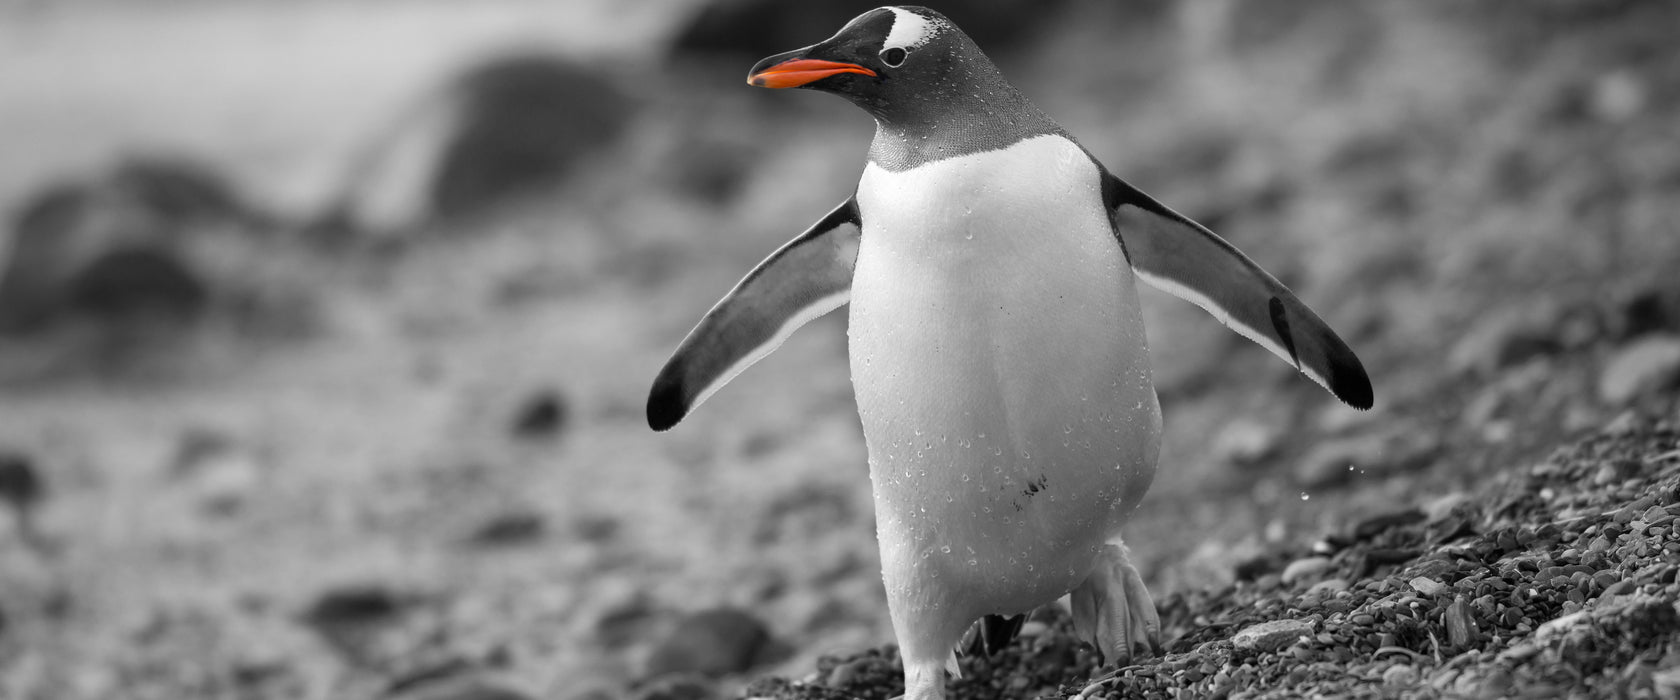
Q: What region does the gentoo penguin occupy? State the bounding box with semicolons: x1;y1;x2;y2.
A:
647;7;1372;698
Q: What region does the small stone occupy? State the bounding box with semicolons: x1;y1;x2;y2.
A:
467;510;547;546
1445;597;1478;648
645;608;772;678
1383;664;1418;686
512;389;567;440
0;449;44;545
1409;577;1446;597
1598;335;1680;404
1231;619;1314;654
1309;578;1350;595
1281;557;1334;586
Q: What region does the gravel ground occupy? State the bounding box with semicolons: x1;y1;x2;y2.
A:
746;419;1680;699
3;2;1680;700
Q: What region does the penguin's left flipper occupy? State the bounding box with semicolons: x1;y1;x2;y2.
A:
1103;172;1374;410
647;197;862;431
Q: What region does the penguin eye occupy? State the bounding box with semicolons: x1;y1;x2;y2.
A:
880;47;908;68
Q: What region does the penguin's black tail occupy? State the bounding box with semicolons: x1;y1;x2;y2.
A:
960;613;1027;657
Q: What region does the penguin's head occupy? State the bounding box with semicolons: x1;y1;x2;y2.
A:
746;6;977;120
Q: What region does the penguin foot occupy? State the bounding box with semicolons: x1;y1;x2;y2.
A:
1068;541;1160;668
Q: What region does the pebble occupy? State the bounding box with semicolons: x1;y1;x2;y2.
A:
511;389;567;439
1597;335;1680;404
1382;664;1418;686
1444;597;1478;647
1231;619;1314;654
645;608;772;678
467;510;547;546
1409;577;1446;596
300;584;412;629
1280;557;1334;586
1309;578;1349;595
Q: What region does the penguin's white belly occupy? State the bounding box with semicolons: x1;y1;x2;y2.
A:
850;134;1162;618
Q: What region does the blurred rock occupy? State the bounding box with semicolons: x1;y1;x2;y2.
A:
66;247;206;323
1597;334;1680;404
1422;492;1473;522
1614;282;1680;339
170;425;241;477
0;449;44;549
0;449;43;512
393;676;536;700
1350;509;1425;540
1211;417;1282;467
1655;665;1680;700
433;56;629;219
632;673;718;700
594;588;659;649
106;157;260;226
572;514;621;544
1279;557;1333;586
0;157;251;335
510;389;567;440
1447;304;1563;376
644;607;772;678
300;583;414;630
1308;578;1348;594
1294;427;1441;488
667;0;1082;60
466;510;547;547
1589;69;1647;123
327;54;630;233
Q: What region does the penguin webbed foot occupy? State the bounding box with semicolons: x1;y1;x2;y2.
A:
1069;542;1161;670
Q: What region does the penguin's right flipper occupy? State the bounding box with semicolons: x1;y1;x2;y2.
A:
646;198;862;431
1102;172;1373;410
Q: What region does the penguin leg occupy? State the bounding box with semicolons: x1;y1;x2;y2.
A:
882;564;968;700
1068;541;1160;668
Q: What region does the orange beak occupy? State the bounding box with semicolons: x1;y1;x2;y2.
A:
748;59;877;89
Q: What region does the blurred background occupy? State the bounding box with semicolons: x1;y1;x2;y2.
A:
1;0;1678;698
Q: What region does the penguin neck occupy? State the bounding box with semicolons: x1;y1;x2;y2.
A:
863;64;1062;173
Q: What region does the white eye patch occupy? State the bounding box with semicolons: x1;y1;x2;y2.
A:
883;7;947;51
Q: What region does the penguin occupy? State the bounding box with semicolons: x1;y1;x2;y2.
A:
646;7;1372;699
